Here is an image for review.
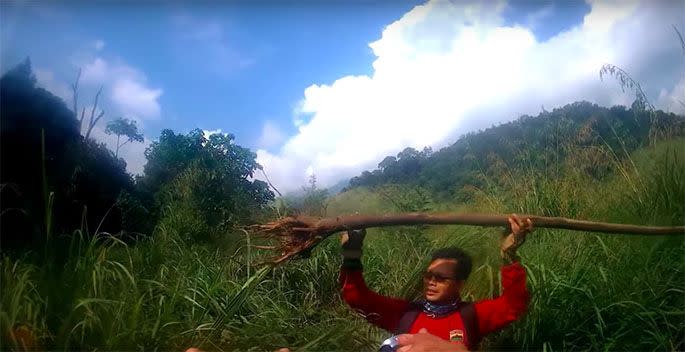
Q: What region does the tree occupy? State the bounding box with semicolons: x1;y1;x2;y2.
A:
396;146;421;161
105;117;144;157
301;174;329;217
378;156;397;171
1;58;133;249
71;68;105;140
136;128;274;232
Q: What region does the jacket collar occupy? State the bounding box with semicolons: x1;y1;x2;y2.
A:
418;298;462;318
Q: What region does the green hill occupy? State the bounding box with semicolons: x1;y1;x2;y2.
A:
346;101;685;203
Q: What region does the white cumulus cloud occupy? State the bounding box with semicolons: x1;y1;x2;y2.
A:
203;128;226;138
81;57;109;83
111;78;162;120
80;56;163;121
257;120;286;149
657;74;685;114
256;0;685;192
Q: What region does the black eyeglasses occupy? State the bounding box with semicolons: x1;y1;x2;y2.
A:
422;271;456;283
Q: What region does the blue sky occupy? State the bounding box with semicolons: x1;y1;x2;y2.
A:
1;0;683;191
3;1;430;147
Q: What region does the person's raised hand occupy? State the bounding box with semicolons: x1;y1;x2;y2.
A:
341;228;366;259
501;213;534;264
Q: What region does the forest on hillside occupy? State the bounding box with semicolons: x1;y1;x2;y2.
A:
1;56;684;351
346;101;685;203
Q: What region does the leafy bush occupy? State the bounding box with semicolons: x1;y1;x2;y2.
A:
134;129;274;234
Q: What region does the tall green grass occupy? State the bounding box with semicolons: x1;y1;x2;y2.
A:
1;138;683;351
467;137;685;351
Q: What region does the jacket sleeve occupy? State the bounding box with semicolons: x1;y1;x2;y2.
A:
339;258;410;332
473;261;530;335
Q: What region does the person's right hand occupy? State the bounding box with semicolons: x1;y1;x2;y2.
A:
396;329;468;352
341;228;366;259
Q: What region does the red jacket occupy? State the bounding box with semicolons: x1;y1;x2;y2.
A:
339;261;530;349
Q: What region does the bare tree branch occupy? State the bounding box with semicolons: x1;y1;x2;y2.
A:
257;165;283;198
674;24;685;55
79;107;86;134
251;212;685;264
85;86;104;140
71;68;81;120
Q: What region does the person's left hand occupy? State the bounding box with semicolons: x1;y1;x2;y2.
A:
341;228;366;259
396;329;468;352
500;213;533;263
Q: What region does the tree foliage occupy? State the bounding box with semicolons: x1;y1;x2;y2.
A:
0;58;133;250
0;58;273;248
346;101;685;201
105;117;144;157
299;175;329;217
135;129;274;234
347;146;432;189
277;175;330;217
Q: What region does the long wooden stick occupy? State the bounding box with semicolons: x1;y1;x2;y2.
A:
293;213;685;235
251;213;685;264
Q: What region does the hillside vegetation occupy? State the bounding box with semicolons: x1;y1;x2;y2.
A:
346;101;685;204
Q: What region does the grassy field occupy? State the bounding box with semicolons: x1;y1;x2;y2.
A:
2;138;684;351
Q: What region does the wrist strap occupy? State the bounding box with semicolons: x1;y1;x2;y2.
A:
501;250;520;265
342;249;362;259
342;257;363;270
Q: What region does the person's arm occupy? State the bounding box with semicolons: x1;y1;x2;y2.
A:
474;215;532;335
473;261;529;335
339;229;410;332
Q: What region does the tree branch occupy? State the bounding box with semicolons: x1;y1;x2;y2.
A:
71;68;81;120
85;86;104;140
250;212;685;264
79;107;86;134
258;165;283;198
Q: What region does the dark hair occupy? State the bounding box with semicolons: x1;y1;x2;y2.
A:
430;247;473;281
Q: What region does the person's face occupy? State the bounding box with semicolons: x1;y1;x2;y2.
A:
422;258;464;303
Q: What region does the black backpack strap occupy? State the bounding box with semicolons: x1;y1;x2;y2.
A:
458;302;480;350
394;302;422;334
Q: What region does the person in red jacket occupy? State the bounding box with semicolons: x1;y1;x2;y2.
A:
339;214;533;351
